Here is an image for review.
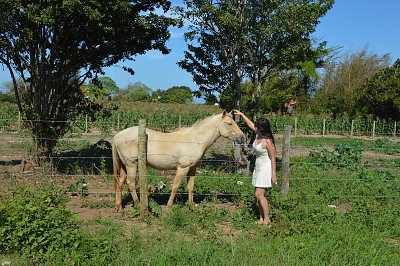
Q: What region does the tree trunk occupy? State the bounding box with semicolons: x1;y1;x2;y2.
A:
232;77;251;175
251;82;262;121
25;118;59;164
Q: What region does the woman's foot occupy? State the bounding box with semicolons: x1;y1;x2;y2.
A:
260;222;272;227
255;218;264;224
255;217;271;225
263;216;271;224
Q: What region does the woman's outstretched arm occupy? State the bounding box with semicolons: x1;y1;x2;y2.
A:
233;110;256;132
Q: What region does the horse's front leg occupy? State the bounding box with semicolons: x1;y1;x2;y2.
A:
187;167;197;204
167;166;190;209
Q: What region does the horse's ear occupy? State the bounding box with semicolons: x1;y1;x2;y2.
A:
222;110;227;117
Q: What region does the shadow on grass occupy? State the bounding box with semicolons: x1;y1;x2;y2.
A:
55;139;113;175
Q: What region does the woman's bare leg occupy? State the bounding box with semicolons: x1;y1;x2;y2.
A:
255;187;271;224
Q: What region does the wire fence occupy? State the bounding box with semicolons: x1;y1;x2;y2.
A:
0;118;399;201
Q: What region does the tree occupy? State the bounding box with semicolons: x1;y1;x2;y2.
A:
313;47;391;116
178;0;248;114
115;82;152;102
178;0;334;118
354;59;400;120
82;77;119;100
150;89;166;102
159;86;193;103
243;0;333;118
178;0;334;173
0;0;178;158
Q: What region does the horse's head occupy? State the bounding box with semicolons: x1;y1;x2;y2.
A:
219;111;245;143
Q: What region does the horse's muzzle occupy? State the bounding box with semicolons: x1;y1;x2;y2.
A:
235;135;245;143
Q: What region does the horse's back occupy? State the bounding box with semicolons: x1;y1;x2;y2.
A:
113;126;198;170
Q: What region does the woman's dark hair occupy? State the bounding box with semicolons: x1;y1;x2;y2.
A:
255;118;275;145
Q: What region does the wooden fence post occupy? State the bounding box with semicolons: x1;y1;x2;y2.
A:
18;111;21;133
117;113;120;131
351;120;354;137
394;121;397;137
294;117;298;137
85;115;88;133
281;125;291;196
138;119;148;216
322;118;326;136
372;121;376;139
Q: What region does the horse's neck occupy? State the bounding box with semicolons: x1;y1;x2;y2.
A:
187;115;221;147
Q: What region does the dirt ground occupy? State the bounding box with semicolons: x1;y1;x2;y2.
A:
0;132;398;222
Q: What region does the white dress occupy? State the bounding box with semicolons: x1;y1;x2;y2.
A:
252;140;272;188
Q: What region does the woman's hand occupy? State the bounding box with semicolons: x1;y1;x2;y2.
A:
233;109;243;116
272;172;277;185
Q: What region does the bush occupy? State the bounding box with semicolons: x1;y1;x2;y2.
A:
0;186;81;260
0;185;117;263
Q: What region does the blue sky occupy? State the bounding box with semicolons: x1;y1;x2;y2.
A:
1;0;399;100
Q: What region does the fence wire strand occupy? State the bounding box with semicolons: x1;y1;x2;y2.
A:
1;118;399;201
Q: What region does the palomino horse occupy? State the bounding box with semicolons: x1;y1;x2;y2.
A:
112;111;244;210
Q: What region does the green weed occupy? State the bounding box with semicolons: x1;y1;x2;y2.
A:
67;178;89;197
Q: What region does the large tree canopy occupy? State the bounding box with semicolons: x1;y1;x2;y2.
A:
159;86;193;103
178;0;334;117
311;48;391;117
115;82;152;102
0;0;179;157
82;77;119;100
355;59;400;120
178;0;334;174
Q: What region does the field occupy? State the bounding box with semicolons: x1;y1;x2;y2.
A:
0;101;399;136
1;103;400;264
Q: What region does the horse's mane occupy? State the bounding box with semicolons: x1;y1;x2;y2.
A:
172;113;225;133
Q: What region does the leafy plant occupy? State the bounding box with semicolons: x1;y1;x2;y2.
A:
0;186;80;260
0;185;123;263
372;138;400;155
309;140;364;169
67;178;89;197
148;198;162;217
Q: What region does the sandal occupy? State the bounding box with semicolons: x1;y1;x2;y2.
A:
260;223;272;227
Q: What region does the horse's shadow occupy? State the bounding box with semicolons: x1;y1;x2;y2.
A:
0;159;22;166
56;139;113;175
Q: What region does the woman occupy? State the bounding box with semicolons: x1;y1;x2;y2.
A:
233;110;277;226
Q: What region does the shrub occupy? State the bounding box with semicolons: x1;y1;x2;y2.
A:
0;185;117;263
0;186;82;261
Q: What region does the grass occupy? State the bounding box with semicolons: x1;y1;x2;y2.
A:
1;134;399;264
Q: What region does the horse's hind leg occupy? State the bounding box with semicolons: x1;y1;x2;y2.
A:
115;166;127;211
167;166;190;209
126;164;139;204
187;167;197;204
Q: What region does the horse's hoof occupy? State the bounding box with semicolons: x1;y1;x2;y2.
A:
115;206;122;212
